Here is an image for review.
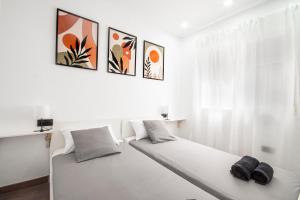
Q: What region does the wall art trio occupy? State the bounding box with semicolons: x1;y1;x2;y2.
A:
55;9;165;81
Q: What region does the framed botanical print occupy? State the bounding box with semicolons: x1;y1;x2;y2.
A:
107;27;137;76
56;9;99;70
143;41;165;81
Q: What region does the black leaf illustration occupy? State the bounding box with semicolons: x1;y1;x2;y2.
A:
109;61;121;72
146;57;151;65
70;45;77;58
109;68;119;73
124;68;128;74
110;50;119;66
72;64;85;68
123;36;133;40
67;51;73;62
129;41;134;50
144;56;152;78
75;38;80;54
64;38;93;68
123;41;132;48
78;54;91;60
81;36;88;51
74;60;89;64
64;55;69;65
120;57;123;72
80;47;92;56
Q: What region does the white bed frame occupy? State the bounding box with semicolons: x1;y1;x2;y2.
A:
49;119;123;200
121;119;136;139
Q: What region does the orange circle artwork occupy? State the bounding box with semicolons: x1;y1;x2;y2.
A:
150;50;159;63
62;33;78;49
113;33;119;40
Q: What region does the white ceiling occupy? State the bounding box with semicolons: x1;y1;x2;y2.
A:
115;0;270;38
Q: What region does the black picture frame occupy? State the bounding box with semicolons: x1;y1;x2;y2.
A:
55;8;99;71
107;27;137;76
143;40;165;81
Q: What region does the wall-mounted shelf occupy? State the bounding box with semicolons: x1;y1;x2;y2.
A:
0;130;54;148
163;119;186;128
0;130;53;139
164;119;186;122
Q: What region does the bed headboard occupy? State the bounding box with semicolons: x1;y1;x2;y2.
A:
121;119;135;139
50;119;122;156
121;117;161;139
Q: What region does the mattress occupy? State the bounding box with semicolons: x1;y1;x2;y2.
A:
130;138;300;200
52;142;218;200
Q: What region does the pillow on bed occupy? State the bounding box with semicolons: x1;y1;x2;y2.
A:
62;125;119;154
62;129;76;154
130;120;148;140
143;120;176;144
71;127;121;162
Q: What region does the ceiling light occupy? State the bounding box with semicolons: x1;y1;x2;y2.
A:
224;0;234;7
180;21;189;29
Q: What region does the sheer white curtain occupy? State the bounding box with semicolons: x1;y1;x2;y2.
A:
191;5;300;173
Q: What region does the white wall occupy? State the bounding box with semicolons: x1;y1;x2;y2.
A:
0;0;183;127
0;0;183;186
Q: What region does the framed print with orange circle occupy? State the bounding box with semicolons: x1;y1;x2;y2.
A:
143;41;165;81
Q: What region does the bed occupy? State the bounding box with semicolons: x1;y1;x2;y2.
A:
49;120;218;200
129;137;300;200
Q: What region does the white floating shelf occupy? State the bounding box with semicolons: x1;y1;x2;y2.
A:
0;130;53;139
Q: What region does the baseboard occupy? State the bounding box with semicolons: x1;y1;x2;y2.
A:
0;176;49;194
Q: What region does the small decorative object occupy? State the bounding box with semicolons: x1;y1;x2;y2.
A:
161;106;169;120
107;28;137;76
56;9;99;70
143;41;165;80
34;106;53;132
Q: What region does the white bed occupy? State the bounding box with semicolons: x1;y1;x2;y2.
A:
49;119;300;200
122;119;300;200
49;119;217;200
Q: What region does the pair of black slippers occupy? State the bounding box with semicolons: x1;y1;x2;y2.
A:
230;156;274;185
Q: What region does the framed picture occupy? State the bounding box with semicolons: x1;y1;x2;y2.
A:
107;27;137;76
56;9;99;70
143;41;165;81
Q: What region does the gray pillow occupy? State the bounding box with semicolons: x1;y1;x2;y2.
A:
143;120;176;144
71;127;121;162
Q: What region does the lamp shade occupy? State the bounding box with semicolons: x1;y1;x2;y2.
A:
35;105;51;119
161;105;169;114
